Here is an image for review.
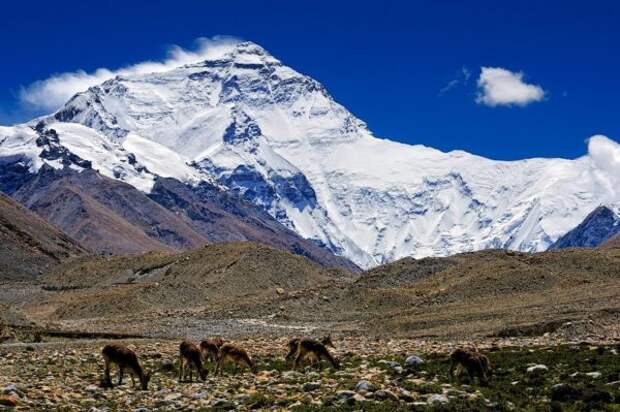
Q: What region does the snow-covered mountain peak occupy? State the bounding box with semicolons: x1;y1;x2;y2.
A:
46;40;370;160
4;40;620;268
213;41;281;65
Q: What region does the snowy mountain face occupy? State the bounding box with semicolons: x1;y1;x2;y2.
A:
2;41;620;268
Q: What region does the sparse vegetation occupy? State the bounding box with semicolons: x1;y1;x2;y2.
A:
0;339;618;410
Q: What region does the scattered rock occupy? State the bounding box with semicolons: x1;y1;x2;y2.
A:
302;382;321;392
163;393;182;402
526;364;548;374
210;399;235;409
335;390;356;399
351;393;367;403
373;389;399;402
355;380;373;392
405;355;424;367
398;388;416;402
427;393;449;404
379;360;401;369
192;392;208;400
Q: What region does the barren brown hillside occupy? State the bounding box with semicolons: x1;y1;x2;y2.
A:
0;192;84;280
602;232;620;248
3;246;619;341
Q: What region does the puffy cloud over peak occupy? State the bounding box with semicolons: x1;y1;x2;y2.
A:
19;36;242;112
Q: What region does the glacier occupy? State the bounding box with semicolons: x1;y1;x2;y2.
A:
2;41;619;268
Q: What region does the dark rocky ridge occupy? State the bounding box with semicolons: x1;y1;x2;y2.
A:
550;205;620;250
1;162;358;271
11;166;206;255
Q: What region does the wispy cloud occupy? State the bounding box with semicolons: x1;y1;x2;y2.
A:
476;67;545;107
438;66;471;96
19;36;242;112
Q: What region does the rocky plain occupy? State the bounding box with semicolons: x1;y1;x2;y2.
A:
1;333;619;411
1;231;620;411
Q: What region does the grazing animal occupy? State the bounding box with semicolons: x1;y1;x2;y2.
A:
216;343;257;375
449;348;491;385
179;340;208;382
286;335;334;363
101;344;151;390
292;337;340;370
200;337;225;363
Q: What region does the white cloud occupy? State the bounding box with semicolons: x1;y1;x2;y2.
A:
438;66;471;96
587;135;620;198
476;67;545;107
19;36;242;112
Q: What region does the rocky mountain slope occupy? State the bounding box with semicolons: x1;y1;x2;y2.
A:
0;192;84;280
2;41;620;267
12;166;206;255
550;205;620;250
0;125;357;270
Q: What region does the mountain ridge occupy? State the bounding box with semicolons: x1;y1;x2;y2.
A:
2;40;619;268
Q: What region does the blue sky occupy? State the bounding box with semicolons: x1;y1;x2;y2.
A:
1;0;618;160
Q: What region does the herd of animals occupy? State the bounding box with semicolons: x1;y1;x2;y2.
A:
101;336;491;391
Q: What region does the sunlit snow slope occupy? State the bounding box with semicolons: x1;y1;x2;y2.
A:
2;41;619;268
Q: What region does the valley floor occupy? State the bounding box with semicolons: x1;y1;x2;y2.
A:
0;337;619;411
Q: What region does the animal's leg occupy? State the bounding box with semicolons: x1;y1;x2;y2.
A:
104;359;113;386
467;367;475;383
294;352;303;370
178;355;183;382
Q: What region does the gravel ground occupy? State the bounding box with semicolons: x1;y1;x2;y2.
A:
1;336;619;411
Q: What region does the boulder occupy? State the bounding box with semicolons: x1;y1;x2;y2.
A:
405;355;424;367
355;380;373;392
526;364;548;375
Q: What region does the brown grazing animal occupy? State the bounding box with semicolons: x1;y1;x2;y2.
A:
101;344;151;390
216;343;257;375
292;337;340;370
449;348;491;385
285;335;334;363
179;340;208;382
200;337;225;363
